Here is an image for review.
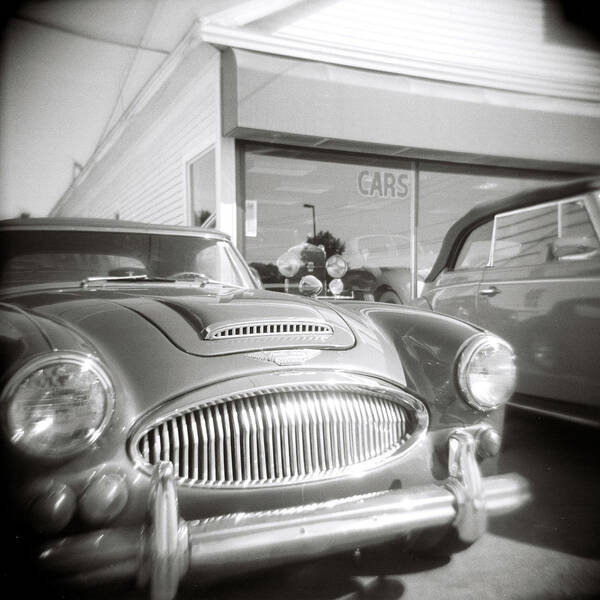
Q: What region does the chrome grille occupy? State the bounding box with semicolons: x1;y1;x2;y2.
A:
204;321;333;340
135;384;419;487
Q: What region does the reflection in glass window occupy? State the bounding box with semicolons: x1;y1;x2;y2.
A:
493;206;557;268
417;163;572;273
454;221;493;270
560;199;598;244
189;149;216;227
0;231;254;288
243;145;412;300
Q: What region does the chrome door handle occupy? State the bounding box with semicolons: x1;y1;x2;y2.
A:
479;286;500;297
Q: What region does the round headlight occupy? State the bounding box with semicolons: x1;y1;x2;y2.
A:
457;334;516;411
326;255;348;279
1;352;114;458
276;251;301;278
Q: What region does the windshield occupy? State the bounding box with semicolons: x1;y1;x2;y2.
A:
0;229;256;289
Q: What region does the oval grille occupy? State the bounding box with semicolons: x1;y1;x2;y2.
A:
134;384;421;487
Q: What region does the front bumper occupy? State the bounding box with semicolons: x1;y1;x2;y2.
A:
38;430;530;600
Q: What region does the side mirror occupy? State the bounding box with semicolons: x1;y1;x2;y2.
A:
551;237;599;262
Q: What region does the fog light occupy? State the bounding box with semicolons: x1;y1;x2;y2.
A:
79;472;128;526
29;483;76;535
328;278;344;296
298;275;323;296
477;427;502;458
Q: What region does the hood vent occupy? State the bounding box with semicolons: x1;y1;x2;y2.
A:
203;320;333;340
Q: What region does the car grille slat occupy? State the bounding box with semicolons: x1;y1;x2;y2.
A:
135;384;420;487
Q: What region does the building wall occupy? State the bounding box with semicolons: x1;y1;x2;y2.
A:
53;39;220;225
52;0;600;242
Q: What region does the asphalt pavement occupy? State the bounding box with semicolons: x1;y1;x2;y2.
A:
185;408;600;600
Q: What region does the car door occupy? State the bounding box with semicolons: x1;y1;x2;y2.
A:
477;193;600;405
426;221;493;323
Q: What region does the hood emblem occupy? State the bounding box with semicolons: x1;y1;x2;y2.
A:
247;349;322;366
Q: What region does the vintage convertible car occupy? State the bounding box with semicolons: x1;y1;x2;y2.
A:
0;218;529;599
415;177;600;427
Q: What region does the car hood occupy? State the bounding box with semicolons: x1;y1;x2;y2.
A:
6;285;355;356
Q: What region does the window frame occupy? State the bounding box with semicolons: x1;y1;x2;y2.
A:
452;220;494;272
488;193;600;269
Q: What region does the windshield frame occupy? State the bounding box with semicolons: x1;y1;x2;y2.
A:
0;225;257;292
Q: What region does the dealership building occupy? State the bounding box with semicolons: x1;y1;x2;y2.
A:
51;0;600;299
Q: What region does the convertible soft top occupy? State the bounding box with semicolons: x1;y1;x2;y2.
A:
426;176;600;282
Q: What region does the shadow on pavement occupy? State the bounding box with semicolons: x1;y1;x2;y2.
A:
490;407;600;559
181;547;449;600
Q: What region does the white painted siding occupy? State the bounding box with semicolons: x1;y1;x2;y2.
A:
259;0;600;101
55;46;219;225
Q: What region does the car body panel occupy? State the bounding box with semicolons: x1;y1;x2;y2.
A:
420;177;600;422
0;217;526;597
477;261;600;405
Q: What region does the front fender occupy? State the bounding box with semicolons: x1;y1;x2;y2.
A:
330;302;498;431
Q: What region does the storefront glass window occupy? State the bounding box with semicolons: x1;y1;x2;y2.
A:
417;163;574;276
189;148;216;228
242;144;578;301
243;145;413;302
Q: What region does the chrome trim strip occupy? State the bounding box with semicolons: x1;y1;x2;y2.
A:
477;277;600;285
0;223;229;240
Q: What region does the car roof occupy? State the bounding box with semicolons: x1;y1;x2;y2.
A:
426;176;600;282
0;216;230;240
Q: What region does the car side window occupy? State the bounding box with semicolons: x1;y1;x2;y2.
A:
454;221;493;270
557;198;599;251
491;197;599;269
492;204;557;268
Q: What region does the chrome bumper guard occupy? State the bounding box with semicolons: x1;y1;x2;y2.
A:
38;430;530;600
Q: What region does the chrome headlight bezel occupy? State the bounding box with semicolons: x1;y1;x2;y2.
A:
456;333;517;411
1;351;115;459
325;254;348;279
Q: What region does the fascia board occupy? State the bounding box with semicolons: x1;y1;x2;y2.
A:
200;21;600;104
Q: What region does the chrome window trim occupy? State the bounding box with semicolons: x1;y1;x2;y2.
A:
488;193;599;268
0;224;230;239
585;192;600;241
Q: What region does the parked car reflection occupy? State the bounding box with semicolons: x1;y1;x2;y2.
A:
345;234;435;303
415;177;600;427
